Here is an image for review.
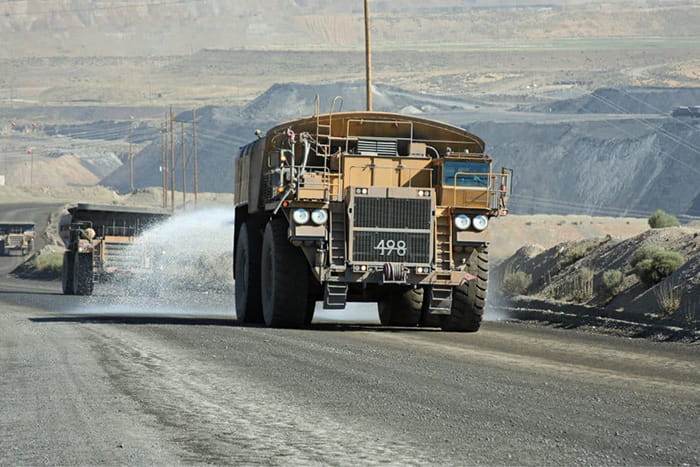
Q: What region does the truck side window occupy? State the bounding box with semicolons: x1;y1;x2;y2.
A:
443;161;489;187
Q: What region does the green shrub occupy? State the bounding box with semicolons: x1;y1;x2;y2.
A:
648;209;680;228
631;245;663;267
601;269;623;295
501;270;533;297
633;249;685;287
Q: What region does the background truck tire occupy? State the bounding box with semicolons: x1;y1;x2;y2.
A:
440;247;488;332
378;286;422;326
234;221;264;324
73;252;94;296
260;217;309;328
62;252;75;295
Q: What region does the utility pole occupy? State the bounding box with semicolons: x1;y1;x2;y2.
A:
161;117;168;208
181;121;186;209
169;107;175;211
364;0;373;111
129;116;135;193
192;109;198;208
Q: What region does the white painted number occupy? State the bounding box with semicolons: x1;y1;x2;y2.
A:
373;239;407;256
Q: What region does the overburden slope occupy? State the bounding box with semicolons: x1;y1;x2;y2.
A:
105;83;700;221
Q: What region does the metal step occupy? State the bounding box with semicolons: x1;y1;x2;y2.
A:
429;286;453;315
323;282;347;309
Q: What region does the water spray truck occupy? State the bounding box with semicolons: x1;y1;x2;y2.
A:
234;110;511;331
59;204;171;295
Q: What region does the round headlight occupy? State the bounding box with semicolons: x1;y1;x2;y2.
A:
311;209;328;225
292;208;310;225
454;214;470;231
472;215;488;231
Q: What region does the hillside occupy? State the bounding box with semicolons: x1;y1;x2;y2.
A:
494;226;700;326
99;83;700;222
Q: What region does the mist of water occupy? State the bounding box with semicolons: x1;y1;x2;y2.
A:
102;208;234;301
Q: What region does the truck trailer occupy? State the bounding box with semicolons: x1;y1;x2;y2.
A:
59;204;171;295
234;110;511;331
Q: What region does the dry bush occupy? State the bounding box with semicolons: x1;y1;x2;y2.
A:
571;267;595;302
546;267;595;303
654;280;682;316
681;302;699;331
601;269;623;296
501;266;533;297
32;252;63;275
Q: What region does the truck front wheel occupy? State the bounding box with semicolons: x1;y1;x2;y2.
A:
378;286;422;326
260;217;309;328
234;221;264;324
73;253;94;296
440;247;488;332
62;252;75;295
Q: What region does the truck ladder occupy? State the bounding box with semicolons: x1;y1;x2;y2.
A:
329;203;346;269
435;210;452;271
314;96;343;159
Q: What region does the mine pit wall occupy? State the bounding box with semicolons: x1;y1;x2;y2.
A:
467;118;700;220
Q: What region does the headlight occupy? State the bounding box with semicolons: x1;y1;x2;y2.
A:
310;209;328;225
292;208;309;225
454;214;470;230
472;215;488;231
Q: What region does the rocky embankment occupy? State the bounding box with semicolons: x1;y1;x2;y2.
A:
494;226;700;332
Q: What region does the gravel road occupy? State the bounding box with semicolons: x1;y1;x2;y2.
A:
1;277;698;465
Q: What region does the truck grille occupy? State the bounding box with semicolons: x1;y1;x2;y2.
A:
351;197;432;264
354;198;431;230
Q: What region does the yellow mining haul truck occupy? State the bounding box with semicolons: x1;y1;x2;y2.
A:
0;222;35;256
234;111;511;331
59;204;171;295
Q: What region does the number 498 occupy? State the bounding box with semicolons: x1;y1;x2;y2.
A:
373;239;407;256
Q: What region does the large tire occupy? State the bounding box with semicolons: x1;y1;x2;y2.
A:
73;253;94;296
440;247;488;332
234;221;264;324
62;252;75;295
378;286;422;326
260;217;309;328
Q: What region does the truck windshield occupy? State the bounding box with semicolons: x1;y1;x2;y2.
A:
443;160;490;187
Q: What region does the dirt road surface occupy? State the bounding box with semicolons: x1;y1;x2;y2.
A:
1;277;698;465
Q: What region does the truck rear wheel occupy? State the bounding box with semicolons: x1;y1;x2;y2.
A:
234;221;264;324
62;252;75;295
440;247;488;332
378;286;422;326
73;253;94;296
260;217;309;328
